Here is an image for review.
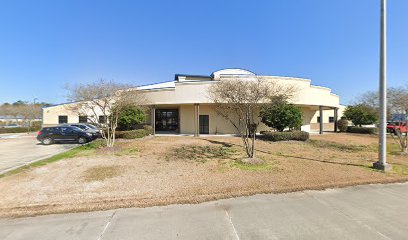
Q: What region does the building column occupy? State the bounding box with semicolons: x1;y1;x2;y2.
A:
334;107;338;132
319;106;323;135
194;104;200;137
151;106;155;135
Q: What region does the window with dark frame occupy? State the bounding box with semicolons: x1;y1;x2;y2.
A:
78;116;88;123
99;115;107;124
317;116;321;123
329;117;335;123
58;115;68;124
155;109;179;131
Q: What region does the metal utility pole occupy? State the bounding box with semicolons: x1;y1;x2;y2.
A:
29;98;39;132
374;0;391;171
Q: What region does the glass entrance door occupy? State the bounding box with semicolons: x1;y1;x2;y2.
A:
199;115;209;134
155;109;179;132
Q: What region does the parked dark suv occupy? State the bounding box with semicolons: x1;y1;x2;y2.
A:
59;123;101;138
37;126;95;145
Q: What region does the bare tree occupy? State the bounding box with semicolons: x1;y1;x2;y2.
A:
18;104;42;131
66;79;147;147
208;76;295;161
359;87;408;153
0;104;20;123
388;86;408;153
358;90;393;120
0;102;42;131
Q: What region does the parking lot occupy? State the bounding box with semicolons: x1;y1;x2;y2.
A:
0;133;77;174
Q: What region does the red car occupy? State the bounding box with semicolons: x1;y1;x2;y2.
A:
387;122;408;134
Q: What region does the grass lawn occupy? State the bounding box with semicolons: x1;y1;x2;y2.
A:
0;133;407;217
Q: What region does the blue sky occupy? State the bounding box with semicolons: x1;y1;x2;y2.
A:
0;0;407;105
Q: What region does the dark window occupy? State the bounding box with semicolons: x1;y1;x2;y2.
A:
58;116;68;124
73;125;87;130
199;115;209;134
79;116;88;123
51;127;62;133
43;127;52;132
317;117;321;123
99;115;107;124
155;109;179;131
329;117;335;123
62;127;74;133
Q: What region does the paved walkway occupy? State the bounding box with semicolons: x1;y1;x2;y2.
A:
0;133;77;174
1;183;407;239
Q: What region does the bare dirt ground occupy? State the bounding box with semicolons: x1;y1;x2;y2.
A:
1;133;407;218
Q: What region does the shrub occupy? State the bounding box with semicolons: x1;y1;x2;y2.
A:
117;106;146;130
260;131;309;142
0;126;41;134
143;125;153;135
30;121;42;130
260;102;302;132
115;129;149;139
346;126;378;134
344;104;378;127
337;118;349;132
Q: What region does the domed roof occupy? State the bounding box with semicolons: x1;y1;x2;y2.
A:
211;68;256;79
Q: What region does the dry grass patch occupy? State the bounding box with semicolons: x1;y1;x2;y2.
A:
82;165;124;182
230;159;278;171
1;134;408;218
308;139;374;153
114;147;140;157
171;144;239;163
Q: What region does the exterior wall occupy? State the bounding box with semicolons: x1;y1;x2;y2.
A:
179;105;194;134
179;104;239;134
177;104;316;134
43;102;333;134
42;103;105;127
310;106;345;131
300;108;317;132
142;77;341;109
310;123;335;131
42;72;344;133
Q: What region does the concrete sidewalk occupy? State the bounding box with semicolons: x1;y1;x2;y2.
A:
1;182;407;240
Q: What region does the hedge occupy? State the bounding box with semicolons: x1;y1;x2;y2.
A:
346;126;378;134
143;125;153;135
0;126;41;134
115;129;150;139
259;131;310;142
337;119;349;132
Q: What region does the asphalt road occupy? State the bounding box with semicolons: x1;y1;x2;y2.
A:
1;182;407;240
0;133;77;174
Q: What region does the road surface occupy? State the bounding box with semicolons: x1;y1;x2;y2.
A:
0;182;407;239
0;133;77;174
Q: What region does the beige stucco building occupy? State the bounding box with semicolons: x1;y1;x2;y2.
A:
42;69;344;135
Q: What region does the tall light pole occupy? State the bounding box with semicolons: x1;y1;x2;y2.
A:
374;0;391;171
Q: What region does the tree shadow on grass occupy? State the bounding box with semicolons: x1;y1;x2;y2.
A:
279;154;367;168
202;138;369;168
201;139;234;148
201;138;272;155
